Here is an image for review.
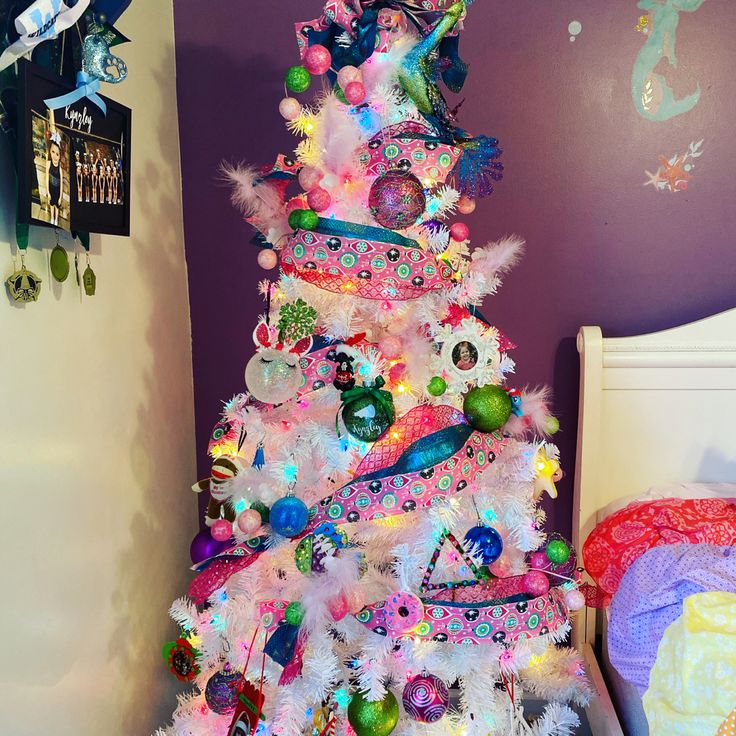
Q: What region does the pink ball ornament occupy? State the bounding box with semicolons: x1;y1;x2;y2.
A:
298;166;323;191
257;249;278;270
388;362;406;383
336;65;361;90
286;196;307;215
237;508;263;535
307;186;331;212
457;195;476;214
523;570;550;597
529;551;550;570
346;586;366;614
564;589;586;611
304;44;332;75
379;335;402;359
450;222;470;242
344;80;366;105
278;97;302;121
328;592;350;621
211;519;233;542
487;555;512;578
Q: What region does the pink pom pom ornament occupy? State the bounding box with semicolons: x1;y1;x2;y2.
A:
450;222;470;242
344;81;366;105
303;44;332;75
211;519;233;542
336;65;361;90
237;508;263;535
307;187;331;212
298;166;323;191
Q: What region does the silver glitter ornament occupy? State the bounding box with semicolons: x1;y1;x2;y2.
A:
83;34;128;84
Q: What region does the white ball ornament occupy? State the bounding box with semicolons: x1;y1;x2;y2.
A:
279;97;302;121
245;348;304;405
257;249;278;270
237;509;263;535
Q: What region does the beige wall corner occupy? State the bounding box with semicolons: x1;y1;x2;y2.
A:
0;2;196;734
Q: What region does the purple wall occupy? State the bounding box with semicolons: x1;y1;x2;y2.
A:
174;0;736;538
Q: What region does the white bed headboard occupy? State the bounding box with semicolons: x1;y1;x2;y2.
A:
573;308;736;646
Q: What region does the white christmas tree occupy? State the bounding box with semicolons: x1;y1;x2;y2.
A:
158;2;591;735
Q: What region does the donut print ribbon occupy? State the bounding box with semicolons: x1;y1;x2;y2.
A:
356;587;569;645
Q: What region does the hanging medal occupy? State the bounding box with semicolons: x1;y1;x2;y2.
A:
50;230;69;282
6;252;42;303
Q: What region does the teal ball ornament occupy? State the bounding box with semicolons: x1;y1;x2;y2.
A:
463;385;512;433
546;539;571;565
270;496;309;537
285;65;311;93
427;376;447;396
348;689;399;736
299;209;320;231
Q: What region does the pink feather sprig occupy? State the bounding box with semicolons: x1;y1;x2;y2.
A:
504;385;558;438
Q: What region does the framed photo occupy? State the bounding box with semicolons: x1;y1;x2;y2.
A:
17;60;131;235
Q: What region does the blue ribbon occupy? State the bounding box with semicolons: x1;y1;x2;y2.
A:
44;71;106;115
315;217;418;249
350;423;474;485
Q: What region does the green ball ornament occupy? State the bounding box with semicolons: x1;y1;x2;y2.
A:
347;689;399;736
288;209;303;230
284;601;305;626
463;385;512;433
342;392;392;442
299;209;320;231
334;84;349;105
427;376;447;396
545;415;560;435
546;539;571;565
285;65;311;93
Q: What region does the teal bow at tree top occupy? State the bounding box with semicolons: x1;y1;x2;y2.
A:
44;70;106;115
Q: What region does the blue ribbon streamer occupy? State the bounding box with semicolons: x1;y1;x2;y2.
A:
350;423;474;485
315;217;418;249
44;71;106;115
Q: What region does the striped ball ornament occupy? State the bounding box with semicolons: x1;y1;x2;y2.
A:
402;673;449;723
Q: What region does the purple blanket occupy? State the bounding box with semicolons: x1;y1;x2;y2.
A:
607;543;736;695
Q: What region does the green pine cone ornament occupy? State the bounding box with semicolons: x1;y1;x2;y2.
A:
463;385;512;433
347;689;399;736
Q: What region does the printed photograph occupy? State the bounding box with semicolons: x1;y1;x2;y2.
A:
29;111;71;230
452;340;479;371
72;137;125;207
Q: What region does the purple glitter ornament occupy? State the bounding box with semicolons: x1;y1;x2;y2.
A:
204;666;242;715
190;529;229;564
368;171;426;230
402;673;449;723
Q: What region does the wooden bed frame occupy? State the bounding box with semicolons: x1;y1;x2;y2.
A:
572;308;736;735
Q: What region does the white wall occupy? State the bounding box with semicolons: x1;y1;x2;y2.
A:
0;3;196;734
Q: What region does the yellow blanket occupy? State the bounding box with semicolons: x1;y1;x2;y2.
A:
644;591;736;735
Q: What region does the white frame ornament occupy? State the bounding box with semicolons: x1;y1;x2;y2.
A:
433;317;503;394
